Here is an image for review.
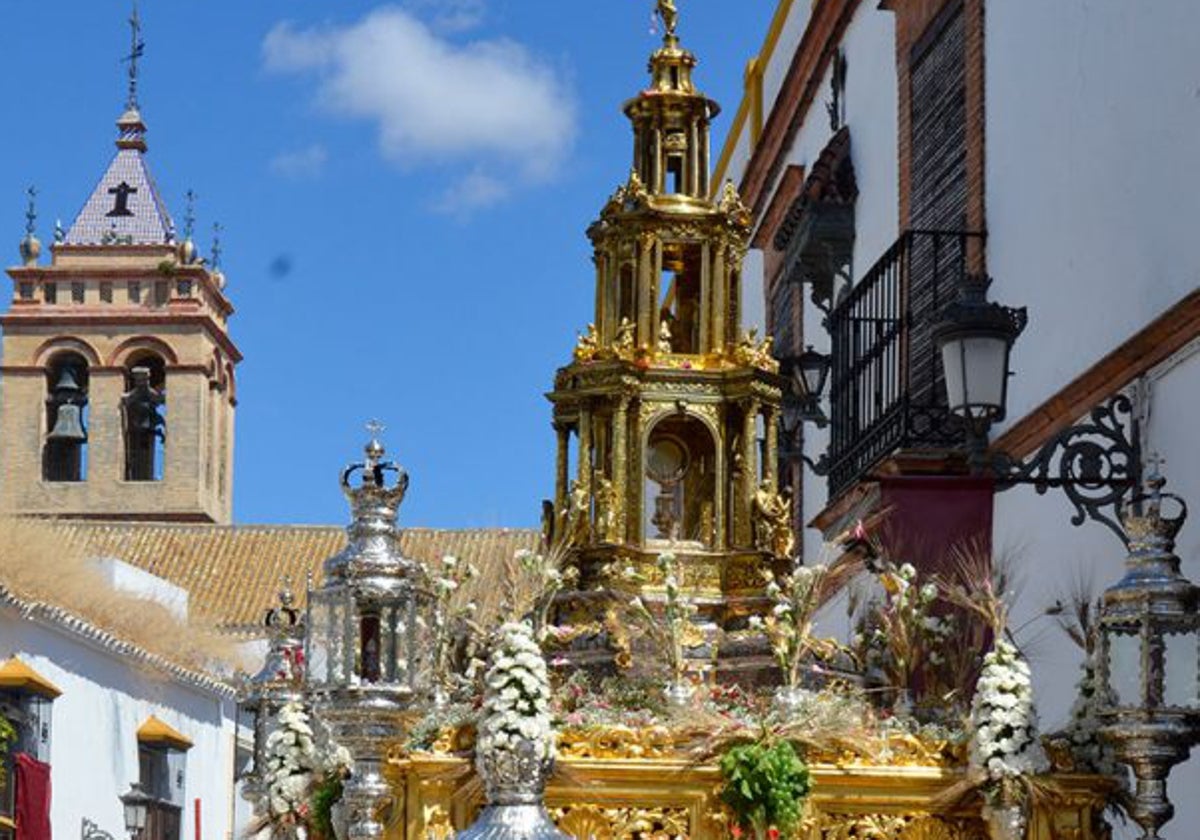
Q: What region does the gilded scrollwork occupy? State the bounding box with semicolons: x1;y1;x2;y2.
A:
550;803;691;840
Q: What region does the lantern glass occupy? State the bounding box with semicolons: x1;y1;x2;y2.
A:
940;333;1010;421
1164;631;1200;709
1108;630;1143;708
120;783;149;834
795;347;830;401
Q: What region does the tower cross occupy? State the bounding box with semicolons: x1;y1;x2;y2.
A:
24;186;37;236
184;189;197;239
123;1;145;111
106;181;138;217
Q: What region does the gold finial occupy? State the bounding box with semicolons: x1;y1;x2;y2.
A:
655;0;679;39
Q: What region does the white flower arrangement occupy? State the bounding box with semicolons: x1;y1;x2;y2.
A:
260;701;352;825
969;639;1047;783
477;621;555;764
629;552;698;690
758;563;845;690
1062;655;1120;777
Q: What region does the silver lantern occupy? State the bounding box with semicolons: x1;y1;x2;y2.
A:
237;585;305;808
305;431;435;840
1098;468;1200;840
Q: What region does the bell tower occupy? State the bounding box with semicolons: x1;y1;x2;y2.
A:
0;8;239;523
547;3;790;673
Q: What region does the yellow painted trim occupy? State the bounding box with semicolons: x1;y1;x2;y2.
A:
0;657;61;699
137;715;193;751
711;0;800;193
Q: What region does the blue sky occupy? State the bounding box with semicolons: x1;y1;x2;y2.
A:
1;1;774;528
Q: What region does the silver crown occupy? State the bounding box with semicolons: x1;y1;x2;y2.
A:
1119;466;1188;552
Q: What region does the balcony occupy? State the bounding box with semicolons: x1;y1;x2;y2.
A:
825;229;985;498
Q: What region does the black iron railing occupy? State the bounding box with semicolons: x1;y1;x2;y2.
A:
825;229;986;497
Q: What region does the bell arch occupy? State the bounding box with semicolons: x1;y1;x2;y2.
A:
42;351;90;482
108;335;179;367
32;336;101;369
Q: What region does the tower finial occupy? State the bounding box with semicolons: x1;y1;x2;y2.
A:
655;0;679;40
19;186;41;266
124;1;145;112
211;221;223;269
183;189;196;240
24;186;37;237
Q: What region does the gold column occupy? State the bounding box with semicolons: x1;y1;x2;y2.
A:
638;234;655;347
651;127;663;193
612;395;630;541
578;407;593;491
688;123;699;197
764;406;779;486
554;423;570;513
712;244;727;350
594;254;606;338
699;242;711;353
740;399;759;546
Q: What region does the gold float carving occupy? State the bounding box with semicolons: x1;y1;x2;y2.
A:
384;752;1114;840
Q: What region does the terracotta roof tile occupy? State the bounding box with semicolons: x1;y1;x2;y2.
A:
49;522;540;634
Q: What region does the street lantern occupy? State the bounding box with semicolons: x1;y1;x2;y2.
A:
305;427;435;840
933;274;1027;424
119;782;152;840
782;346;831;430
1098;469;1200;840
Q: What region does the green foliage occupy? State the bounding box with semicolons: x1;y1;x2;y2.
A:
309;773;344;840
719;739;811;838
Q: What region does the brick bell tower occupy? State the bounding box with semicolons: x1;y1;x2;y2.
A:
546;2;790;676
0;8;239;523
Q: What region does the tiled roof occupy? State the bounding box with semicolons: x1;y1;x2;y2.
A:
0;583;236;696
50;522;541;635
65;144;174;245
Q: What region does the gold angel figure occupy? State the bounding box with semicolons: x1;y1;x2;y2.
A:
656;0;679;36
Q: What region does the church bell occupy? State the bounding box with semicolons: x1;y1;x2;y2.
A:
46;368;87;443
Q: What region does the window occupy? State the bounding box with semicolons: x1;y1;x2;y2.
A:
42;283;56;305
122;355;166;482
128;280;141;303
100;282;113;303
136;717;189;840
175;279;192;298
42;353;89;482
71;282;85;304
154;281;169;306
17;283;33;301
138;745;183;840
0;660;57;839
666;155;684;194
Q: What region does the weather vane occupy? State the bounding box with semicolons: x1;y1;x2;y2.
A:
211;222;223;269
183;189;196;240
366;419;386;441
123;1;145;111
24;186;37;236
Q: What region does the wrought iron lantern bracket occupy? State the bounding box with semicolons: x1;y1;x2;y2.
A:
980;393;1142;545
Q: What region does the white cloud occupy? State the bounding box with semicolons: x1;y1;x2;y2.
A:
269;143;329;178
406;0;486;33
263;6;577;207
433;170;509;217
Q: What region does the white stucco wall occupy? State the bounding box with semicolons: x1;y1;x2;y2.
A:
0;611;240;840
986;0;1200;429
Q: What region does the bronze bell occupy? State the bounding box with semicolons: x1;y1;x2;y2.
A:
46;367;87;443
47;403;86;443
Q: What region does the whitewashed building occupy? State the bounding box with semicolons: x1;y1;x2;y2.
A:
0;567;243;840
715;0;1200;834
